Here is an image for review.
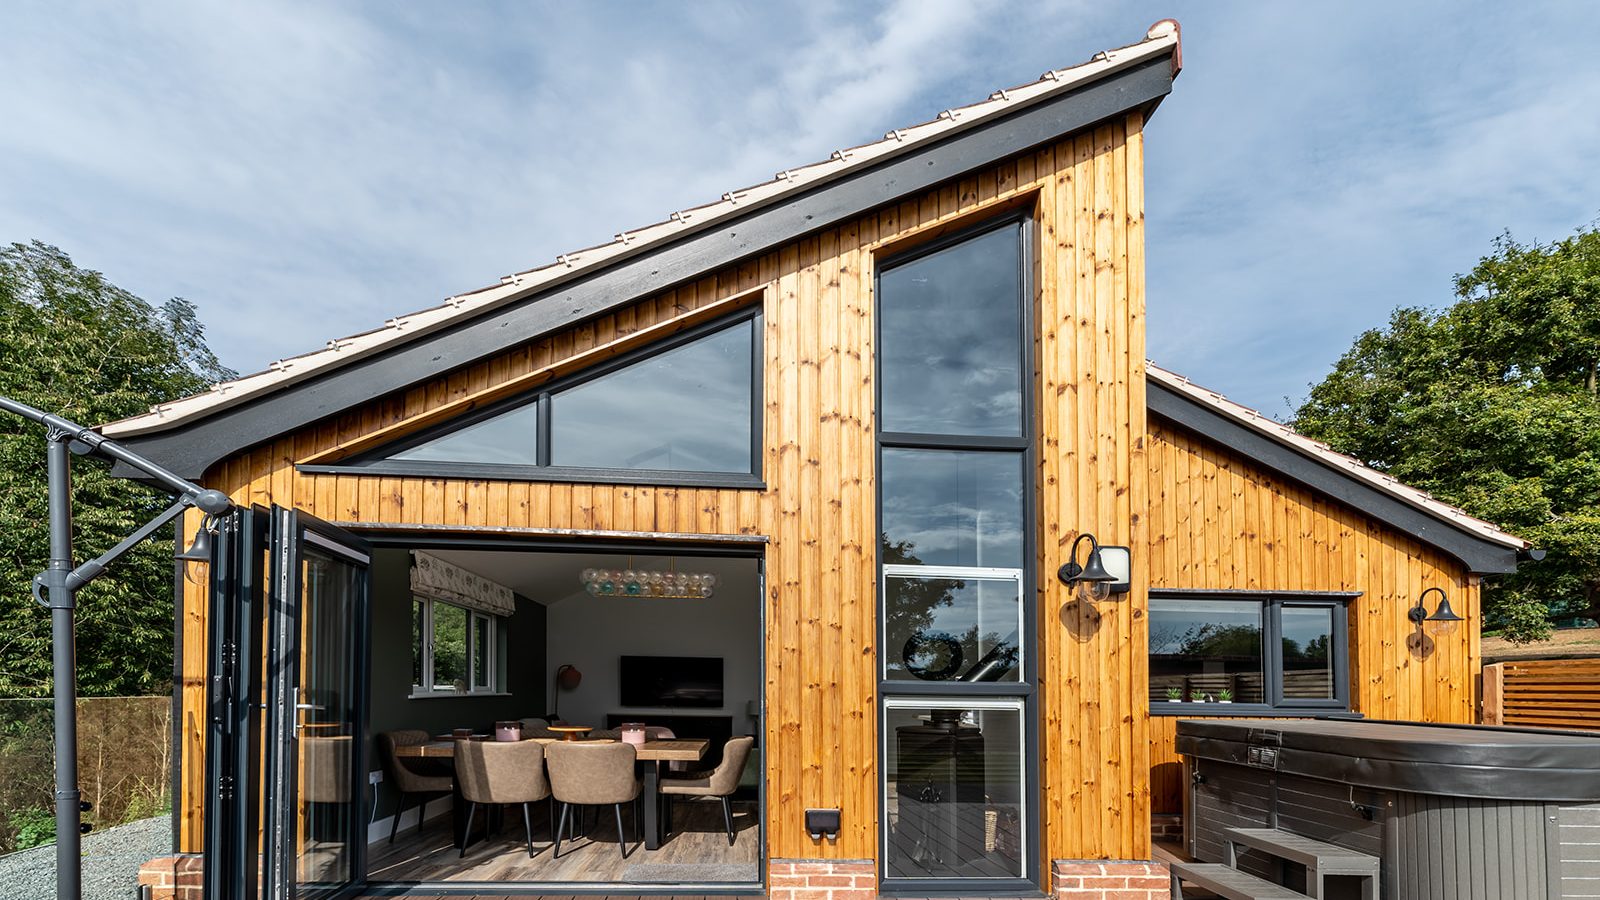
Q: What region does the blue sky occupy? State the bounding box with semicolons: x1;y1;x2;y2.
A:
2;2;1597;418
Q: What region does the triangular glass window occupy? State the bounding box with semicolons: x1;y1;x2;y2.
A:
359;315;756;477
387;405;539;466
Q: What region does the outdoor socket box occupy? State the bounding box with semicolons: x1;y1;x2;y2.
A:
805;808;840;841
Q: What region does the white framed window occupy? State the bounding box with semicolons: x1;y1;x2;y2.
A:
412;596;500;695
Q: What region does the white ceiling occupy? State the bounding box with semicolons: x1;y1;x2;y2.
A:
422;547;757;606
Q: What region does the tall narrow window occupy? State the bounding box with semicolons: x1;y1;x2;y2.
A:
876;216;1034;890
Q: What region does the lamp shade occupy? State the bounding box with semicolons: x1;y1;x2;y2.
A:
1427;594;1464;635
556;664;582;690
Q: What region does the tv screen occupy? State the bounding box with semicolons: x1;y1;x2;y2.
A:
619;655;724;708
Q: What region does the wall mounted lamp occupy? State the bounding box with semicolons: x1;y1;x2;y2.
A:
1057;533;1130;603
1408;586;1464;636
174;514;222;584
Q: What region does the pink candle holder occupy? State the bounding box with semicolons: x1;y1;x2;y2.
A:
620;722;646;745
495;721;524;742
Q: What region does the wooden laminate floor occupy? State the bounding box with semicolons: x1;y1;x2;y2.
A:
366;798;760;886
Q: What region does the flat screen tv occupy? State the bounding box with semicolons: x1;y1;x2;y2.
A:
619;655;724;708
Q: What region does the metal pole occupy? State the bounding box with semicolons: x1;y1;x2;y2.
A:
0;396;233;900
45;434;82;900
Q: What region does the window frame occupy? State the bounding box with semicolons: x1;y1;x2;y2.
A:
1148;589;1355;715
316;308;765;489
881;564;1026;690
410;595;502;697
874;212;1039;894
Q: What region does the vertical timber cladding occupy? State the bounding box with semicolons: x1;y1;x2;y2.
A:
1143;420;1481;815
175;113;1153;862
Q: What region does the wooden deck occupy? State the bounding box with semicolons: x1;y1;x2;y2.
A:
364;798;759;888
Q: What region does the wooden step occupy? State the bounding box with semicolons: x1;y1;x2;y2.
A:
1223;826;1379;873
1170;862;1312;900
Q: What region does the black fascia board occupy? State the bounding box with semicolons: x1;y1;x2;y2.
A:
1148;378;1520;575
109;55;1175;482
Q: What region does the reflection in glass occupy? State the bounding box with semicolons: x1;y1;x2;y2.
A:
1282;605;1335;700
880;225;1024;436
387;405;539;465
431;603;468;692
1148;598;1265;703
882;449;1024;569
885;573;1021;683
295;549;362;893
885;701;1024;879
411;599;424;691
472;615;491;690
551;320;753;472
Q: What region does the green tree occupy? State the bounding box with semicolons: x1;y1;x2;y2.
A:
0;241;231;696
1294;226;1600;643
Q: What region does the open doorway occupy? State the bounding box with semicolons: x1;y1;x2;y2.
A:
359;541;763;890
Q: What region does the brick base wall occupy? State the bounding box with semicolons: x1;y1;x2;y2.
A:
136;854;203;900
1052;859;1170;899
769;859;875;900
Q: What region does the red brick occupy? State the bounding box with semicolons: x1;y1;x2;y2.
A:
783;889;833;900
1127;875;1169;889
806;874;858;887
828;890;875;900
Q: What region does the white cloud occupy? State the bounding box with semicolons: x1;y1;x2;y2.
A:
1;0;1596;425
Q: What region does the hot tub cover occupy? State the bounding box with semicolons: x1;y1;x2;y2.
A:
1176;718;1600;802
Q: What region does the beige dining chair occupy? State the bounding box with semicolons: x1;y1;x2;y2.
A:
377;730;454;843
545;740;641;859
659;735;755;846
453;739;552;858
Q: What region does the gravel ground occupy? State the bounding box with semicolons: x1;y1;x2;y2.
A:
0;815;171;900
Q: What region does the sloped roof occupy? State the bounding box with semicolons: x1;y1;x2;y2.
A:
102;20;1182;441
1146;363;1528;558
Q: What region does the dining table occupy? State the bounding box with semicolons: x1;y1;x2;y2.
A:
393;735;708;850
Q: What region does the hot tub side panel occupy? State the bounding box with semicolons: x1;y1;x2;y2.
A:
1393;792;1554;900
1560;803;1600;900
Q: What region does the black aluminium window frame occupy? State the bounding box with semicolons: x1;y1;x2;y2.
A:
300;307;765;490
873;210;1040;895
1148;588;1356;717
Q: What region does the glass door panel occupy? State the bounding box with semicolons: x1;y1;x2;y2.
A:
883;698;1025;880
263;508;370;900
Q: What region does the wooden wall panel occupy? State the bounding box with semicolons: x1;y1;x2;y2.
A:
175;113;1156;867
1144;420;1481;814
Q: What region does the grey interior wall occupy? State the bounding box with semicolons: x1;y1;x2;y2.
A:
365;547;546;817
543;556;760;734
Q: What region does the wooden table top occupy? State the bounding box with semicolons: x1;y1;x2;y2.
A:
393;736;709;762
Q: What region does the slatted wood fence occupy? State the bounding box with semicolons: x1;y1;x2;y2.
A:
1481;658;1600;729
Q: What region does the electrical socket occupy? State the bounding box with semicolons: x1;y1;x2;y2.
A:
368;770;383;785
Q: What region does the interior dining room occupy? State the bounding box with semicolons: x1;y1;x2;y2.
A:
341;542;764;890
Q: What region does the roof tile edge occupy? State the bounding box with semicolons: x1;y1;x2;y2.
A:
1146;362;1527;550
102;24;1179;437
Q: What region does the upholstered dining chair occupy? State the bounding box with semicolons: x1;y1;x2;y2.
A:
453;739;552;858
377;730;454;843
659;735;755;846
545;740;641;859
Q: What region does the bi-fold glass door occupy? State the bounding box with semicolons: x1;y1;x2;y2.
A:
204;505;371;900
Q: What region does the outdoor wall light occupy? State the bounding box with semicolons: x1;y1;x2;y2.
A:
1408;586;1464;636
175;514;221;584
1057;533;1128;602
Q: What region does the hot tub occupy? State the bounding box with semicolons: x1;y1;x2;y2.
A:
1176;719;1600;900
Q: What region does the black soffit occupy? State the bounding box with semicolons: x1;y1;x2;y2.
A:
109;56;1176;482
1147;378;1520;576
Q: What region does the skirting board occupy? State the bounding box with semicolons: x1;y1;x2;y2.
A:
366;795;453;846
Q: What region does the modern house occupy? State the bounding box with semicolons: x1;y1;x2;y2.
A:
112;20;1531;900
